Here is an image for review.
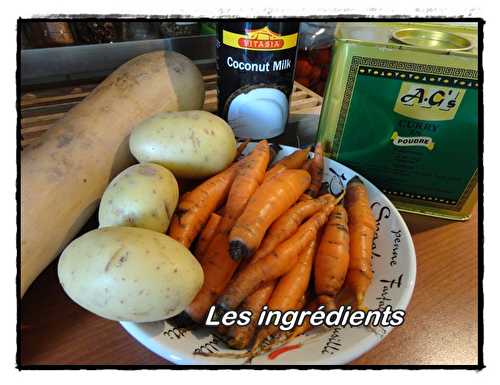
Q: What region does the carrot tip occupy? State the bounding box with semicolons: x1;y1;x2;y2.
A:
226;336;248;350
229;240;250;261
170;311;196;328
214;303;230;320
270;143;283;156
348;176;363;186
213;304;228;323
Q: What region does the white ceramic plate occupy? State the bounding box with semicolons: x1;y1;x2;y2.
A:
121;144;416;365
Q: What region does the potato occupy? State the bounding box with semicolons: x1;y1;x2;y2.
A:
98;163;178;233
129;110;237;179
57;227;204;322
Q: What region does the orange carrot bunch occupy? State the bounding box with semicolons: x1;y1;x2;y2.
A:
218;198;338;312
167;143;376;358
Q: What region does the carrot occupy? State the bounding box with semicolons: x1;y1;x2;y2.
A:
226;191;325;349
252;294;309;357
295;294;308;311
226;280;277;349
303;143;324;199
184;141;270;322
276;298;321;345
226;193;325;348
235;139;251;160
185;232;238;322
268;143;282;165
314;204;350;309
273;146;311;169
264;146;310;178
215;324;229;337
219;140;270;232
229;169;311;261
250;237;317;353
250;194;335;263
344;176;376;311
226;225;280;350
259;146;313;199
301;158;312;172
228;195;320;349
168;140;265;249
168;162;239;248
263;163;287;181
194;213;222;258
226;190;324;349
219;199;337;311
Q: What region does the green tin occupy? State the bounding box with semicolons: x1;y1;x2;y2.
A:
317;22;478;220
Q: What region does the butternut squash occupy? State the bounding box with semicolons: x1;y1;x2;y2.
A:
21;50;205;297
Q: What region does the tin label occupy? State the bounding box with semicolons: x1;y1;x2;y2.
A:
329;57;478;211
393;81;466;121
217;22;299;139
222;27;298;51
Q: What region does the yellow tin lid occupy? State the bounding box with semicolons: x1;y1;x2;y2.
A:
335;22;478;57
391;28;473;52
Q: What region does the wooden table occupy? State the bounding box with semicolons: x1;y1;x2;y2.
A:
19;204;479;366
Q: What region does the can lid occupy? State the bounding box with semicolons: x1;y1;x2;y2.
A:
391;28;473;52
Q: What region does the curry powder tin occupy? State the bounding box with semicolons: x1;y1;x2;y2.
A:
317;22;479;220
